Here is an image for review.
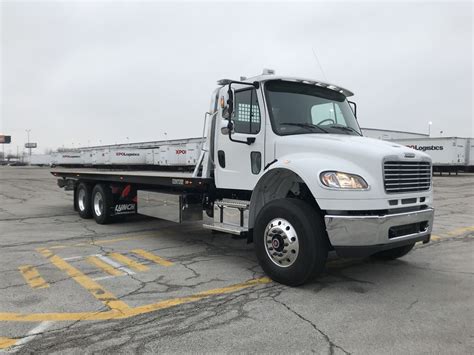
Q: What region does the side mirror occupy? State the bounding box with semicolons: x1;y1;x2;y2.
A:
348;101;357;118
227;87;234;116
220;119;234;135
221;88;235;120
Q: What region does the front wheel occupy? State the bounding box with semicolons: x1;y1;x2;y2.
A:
254;198;328;286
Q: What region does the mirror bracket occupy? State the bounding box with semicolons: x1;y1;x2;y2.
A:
348;100;357;118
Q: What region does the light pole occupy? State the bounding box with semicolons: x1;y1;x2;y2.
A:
428;122;432;137
25;129;31;156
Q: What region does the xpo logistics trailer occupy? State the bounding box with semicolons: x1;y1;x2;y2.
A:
52;70;435;286
390;137;473;174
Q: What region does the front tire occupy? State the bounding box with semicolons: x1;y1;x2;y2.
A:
372;243;415;260
254;198;328;286
91;184;113;224
76;182;93;219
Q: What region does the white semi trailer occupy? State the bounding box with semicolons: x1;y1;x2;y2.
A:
52;71;435;286
29;154;52;166
392;137;473;174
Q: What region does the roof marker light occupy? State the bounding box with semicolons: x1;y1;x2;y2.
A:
262;68;275;75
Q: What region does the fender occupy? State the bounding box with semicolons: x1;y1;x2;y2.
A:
248;153;377;230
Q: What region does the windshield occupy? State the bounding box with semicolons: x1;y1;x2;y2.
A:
264;80;361;136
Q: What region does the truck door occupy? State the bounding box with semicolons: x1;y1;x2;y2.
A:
214;87;265;190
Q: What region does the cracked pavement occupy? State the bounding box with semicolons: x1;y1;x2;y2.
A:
0;167;473;354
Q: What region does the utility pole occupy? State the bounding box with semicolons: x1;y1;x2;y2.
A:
25;129;32;156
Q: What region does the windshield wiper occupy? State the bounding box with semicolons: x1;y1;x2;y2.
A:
280;122;329;133
327;125;362;136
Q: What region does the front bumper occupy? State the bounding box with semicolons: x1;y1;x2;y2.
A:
324;208;434;257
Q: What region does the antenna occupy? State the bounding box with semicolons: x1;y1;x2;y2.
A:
311;47;327;81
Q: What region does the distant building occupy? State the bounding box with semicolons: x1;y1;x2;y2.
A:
361;127;428;140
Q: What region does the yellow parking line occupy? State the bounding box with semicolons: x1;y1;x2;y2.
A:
131;249;173;267
37;248;130;313
48;233;156;250
86;256;124;276
0;277;271;322
18;265;49;289
49;245;67;250
429;226;474;241
0;337;17;349
97;236;151;245
108;253;149;272
446;226;474;237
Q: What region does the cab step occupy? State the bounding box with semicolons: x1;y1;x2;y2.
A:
202;199;250;235
202;222;248;235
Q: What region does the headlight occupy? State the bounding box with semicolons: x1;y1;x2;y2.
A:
320;171;368;190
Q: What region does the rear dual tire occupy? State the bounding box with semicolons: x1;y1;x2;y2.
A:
75;182;113;224
76;183;93;219
91;184;113;225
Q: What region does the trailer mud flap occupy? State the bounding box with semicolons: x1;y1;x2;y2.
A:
112;203;137;215
110;184;138;216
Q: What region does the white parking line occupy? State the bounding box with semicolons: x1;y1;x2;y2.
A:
92;275;116;281
62;256;84;261
62;254;135;276
94;254;135;275
7;321;54;353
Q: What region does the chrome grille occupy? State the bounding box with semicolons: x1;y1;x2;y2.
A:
383;161;431;193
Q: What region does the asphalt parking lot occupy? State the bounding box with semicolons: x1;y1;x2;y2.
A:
0;167;473;354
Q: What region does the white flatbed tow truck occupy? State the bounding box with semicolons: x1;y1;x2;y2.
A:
53;70;434;285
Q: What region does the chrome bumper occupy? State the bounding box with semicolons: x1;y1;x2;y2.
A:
324;208;434;248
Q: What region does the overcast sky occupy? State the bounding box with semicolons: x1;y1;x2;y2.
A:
1;0;473;154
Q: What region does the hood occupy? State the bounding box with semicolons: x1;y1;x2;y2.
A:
274;134;431;163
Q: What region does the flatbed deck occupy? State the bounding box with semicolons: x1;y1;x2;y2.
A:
51;168;212;190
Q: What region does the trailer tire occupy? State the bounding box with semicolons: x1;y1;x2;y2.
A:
76;183;93;219
371;243;415;260
254;198;328;286
91;184;113;225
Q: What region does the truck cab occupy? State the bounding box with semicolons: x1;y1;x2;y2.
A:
207;71;434;284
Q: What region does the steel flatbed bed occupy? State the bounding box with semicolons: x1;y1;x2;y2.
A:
51;168;212;190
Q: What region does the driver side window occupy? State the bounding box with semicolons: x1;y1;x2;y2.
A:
234;89;261;134
311;103;343;125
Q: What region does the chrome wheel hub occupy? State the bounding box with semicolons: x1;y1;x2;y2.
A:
93;192;103;217
264;218;299;267
77;189;86;211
